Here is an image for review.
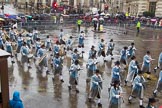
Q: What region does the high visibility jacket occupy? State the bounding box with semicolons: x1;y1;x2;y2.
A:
136;22;141;28
77;20;82;25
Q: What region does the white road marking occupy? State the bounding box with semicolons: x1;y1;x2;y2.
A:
114;40;134;42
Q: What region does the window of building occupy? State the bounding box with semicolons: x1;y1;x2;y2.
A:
149;2;156;13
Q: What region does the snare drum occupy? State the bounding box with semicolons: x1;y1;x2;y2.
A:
27;54;33;59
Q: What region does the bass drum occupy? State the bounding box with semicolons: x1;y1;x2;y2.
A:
59;45;65;56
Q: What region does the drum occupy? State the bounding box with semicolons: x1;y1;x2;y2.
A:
27;54;33;59
59;45;65;56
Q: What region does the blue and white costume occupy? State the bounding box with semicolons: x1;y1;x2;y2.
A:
98;41;105;57
78;33;84;47
128;74;146;106
86;58;98;80
111;66;121;83
88;49;97;59
127;45;136;58
126;60;138;83
53;44;60;56
16;37;23;53
69;63;81;86
109;86;123;108
35;41;41;56
154;52;162;71
59;31;64;43
66;38;73;50
5;40;14;63
52;56;63;75
106;41;115;56
120;48;128;65
89;74;103;105
37;47;48;72
153;70;162;95
71;52;79;63
9;30;15;42
45;38;51;50
141;54;152;73
20;45;31;67
0;36;4;49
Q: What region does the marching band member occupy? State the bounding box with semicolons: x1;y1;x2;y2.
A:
146;98;157;108
154;52;162;73
153;68;162;97
98;39;106;62
88;69;103;107
71;49;79;64
20;42;31;68
68;60;81;93
0;36;4;50
78;31;85;54
52;53;64;82
33;28;38;43
37;44;49;73
9;28;15;42
106;39;115;60
88;45;97;59
53;41;60;56
5;38;15;64
45;35;52;51
125;56;138;86
58;29;64;44
86;54;98;82
66;36;73;51
119;46;128;67
16;34;23;57
26;37;32;49
141;51;154;80
109;80;123;108
35;38;41;57
128;70;146;108
111;61;121;84
127;42;136;59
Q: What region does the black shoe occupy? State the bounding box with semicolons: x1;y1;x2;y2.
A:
124;80;127;86
60;79;64;83
154;69;156;73
28;66;32;69
128;99;131;104
98;103;102;107
153;92;157;97
11;61;15;64
46;70;50;74
111;57;114;60
88;98;92;102
147;78;151;80
139;105;145;108
76;89;79;93
68;86;71;90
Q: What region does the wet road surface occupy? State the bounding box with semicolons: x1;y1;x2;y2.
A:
7;26;162;108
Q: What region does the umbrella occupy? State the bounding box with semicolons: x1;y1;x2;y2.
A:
92;18;98;21
100;13;105;16
106;13;110;16
94;14;99;17
99;17;104;21
151;19;157;22
0;18;4;21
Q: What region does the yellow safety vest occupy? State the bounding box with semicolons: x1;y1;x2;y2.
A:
136;22;141;28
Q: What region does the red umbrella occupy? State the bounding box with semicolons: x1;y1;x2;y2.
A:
4;13;10;17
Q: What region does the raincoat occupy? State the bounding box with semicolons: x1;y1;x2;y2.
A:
9;91;24;108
